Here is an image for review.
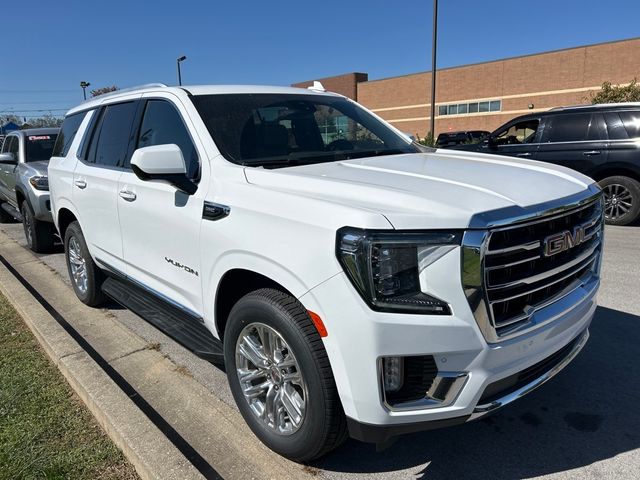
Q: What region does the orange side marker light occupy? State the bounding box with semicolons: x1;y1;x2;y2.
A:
307;310;328;337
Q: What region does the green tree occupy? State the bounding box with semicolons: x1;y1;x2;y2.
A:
25;114;63;128
0;114;23;127
590;79;640;104
90;85;119;97
417;131;436;147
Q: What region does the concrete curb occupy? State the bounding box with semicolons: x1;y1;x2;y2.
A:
0;232;318;479
0;241;203;480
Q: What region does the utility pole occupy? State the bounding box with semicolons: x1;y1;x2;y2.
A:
429;0;438;141
80;81;91;100
177;55;187;86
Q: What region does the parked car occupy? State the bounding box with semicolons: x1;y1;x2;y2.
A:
0;128;59;251
436;130;489;147
448;103;640;225
49;84;602;461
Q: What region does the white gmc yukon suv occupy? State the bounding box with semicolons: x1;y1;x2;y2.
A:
48;83;603;461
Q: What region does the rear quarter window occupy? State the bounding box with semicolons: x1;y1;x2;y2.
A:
52;111;89;157
619;111;640;139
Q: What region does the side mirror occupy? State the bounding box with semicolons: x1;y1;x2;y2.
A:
130;144;197;195
0;152;16;164
486;136;498;148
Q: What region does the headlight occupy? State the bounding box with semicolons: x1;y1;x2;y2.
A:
336;227;462;314
29;176;49;191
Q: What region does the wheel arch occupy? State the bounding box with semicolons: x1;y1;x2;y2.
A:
590;165;640;184
214;268;296;340
57;207;78;240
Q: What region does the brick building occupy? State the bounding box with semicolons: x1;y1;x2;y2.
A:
293;37;640;138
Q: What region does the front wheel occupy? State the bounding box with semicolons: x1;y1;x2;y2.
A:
599;176;640;226
21;202;54;253
64;221;106;306
224;288;347;461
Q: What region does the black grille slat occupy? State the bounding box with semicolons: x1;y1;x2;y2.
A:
483;198;603;334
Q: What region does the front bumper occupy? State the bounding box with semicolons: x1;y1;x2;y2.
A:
299;247;597;442
28;188;52;222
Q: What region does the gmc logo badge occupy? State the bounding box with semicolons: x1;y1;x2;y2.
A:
543;218;599;257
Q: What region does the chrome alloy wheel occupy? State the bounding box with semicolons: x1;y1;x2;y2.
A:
235;322;307;435
68;236;88;294
603;183;633;221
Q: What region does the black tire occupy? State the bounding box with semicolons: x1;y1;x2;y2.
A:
21;202;54;253
599;176;640;226
64;221;106;306
224;288;347;461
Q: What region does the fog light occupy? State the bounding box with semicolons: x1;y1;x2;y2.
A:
382;357;404;393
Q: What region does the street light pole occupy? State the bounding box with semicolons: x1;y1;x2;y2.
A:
429;0;438;141
177;55;187;86
80;81;91;100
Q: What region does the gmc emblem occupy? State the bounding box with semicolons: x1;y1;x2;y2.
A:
543;218;599;257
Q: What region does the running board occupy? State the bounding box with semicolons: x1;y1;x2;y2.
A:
1;202;22;222
101;276;224;364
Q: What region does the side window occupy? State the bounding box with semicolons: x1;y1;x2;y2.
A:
1;136;14;153
85;102;137;167
134;100;199;179
604;112;628;140
494;119;539;145
618;111;640;139
542;113;601;143
7;136;19;156
52;111;88;157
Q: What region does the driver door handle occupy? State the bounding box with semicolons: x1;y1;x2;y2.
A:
119;190;137;202
583;150;601;156
74;179;87;189
516;152;532;157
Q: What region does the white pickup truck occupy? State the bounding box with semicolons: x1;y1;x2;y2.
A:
48;83;602;461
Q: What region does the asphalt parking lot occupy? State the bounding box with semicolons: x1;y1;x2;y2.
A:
1;221;638;480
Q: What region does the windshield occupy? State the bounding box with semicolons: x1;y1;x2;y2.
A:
191;93;419;168
25;134;58;162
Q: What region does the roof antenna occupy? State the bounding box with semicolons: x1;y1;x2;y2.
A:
307;81;326;92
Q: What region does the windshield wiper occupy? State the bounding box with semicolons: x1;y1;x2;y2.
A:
244;148;411;169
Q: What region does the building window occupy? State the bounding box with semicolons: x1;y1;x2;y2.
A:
437;100;501;116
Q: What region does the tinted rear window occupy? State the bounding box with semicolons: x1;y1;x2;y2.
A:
543;113;601;142
52;112;88;157
85;102;137;167
25;134;59;162
619;111;640;139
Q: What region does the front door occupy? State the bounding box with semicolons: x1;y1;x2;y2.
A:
0;136;18;202
483;117;541;160
118;96;205;316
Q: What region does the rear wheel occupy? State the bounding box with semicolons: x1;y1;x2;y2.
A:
64;221;106;306
224;288;347;461
599;176;640;226
21;202;54;253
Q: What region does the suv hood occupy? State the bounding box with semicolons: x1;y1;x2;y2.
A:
244;150;595;229
23;160;49;176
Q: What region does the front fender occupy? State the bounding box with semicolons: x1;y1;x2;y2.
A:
203;250;340;334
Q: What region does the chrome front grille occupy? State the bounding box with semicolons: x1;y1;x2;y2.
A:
462;187;603;343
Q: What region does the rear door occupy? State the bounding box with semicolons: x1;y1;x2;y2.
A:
73;99;139;272
117;94;205;315
535;112;607;175
603;109;640;174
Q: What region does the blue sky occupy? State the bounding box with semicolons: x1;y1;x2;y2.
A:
1;0;638;118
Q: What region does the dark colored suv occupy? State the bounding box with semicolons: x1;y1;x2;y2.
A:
449;103;640;225
436;130;489;147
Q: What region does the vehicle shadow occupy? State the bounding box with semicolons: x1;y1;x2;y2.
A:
314;306;640;479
